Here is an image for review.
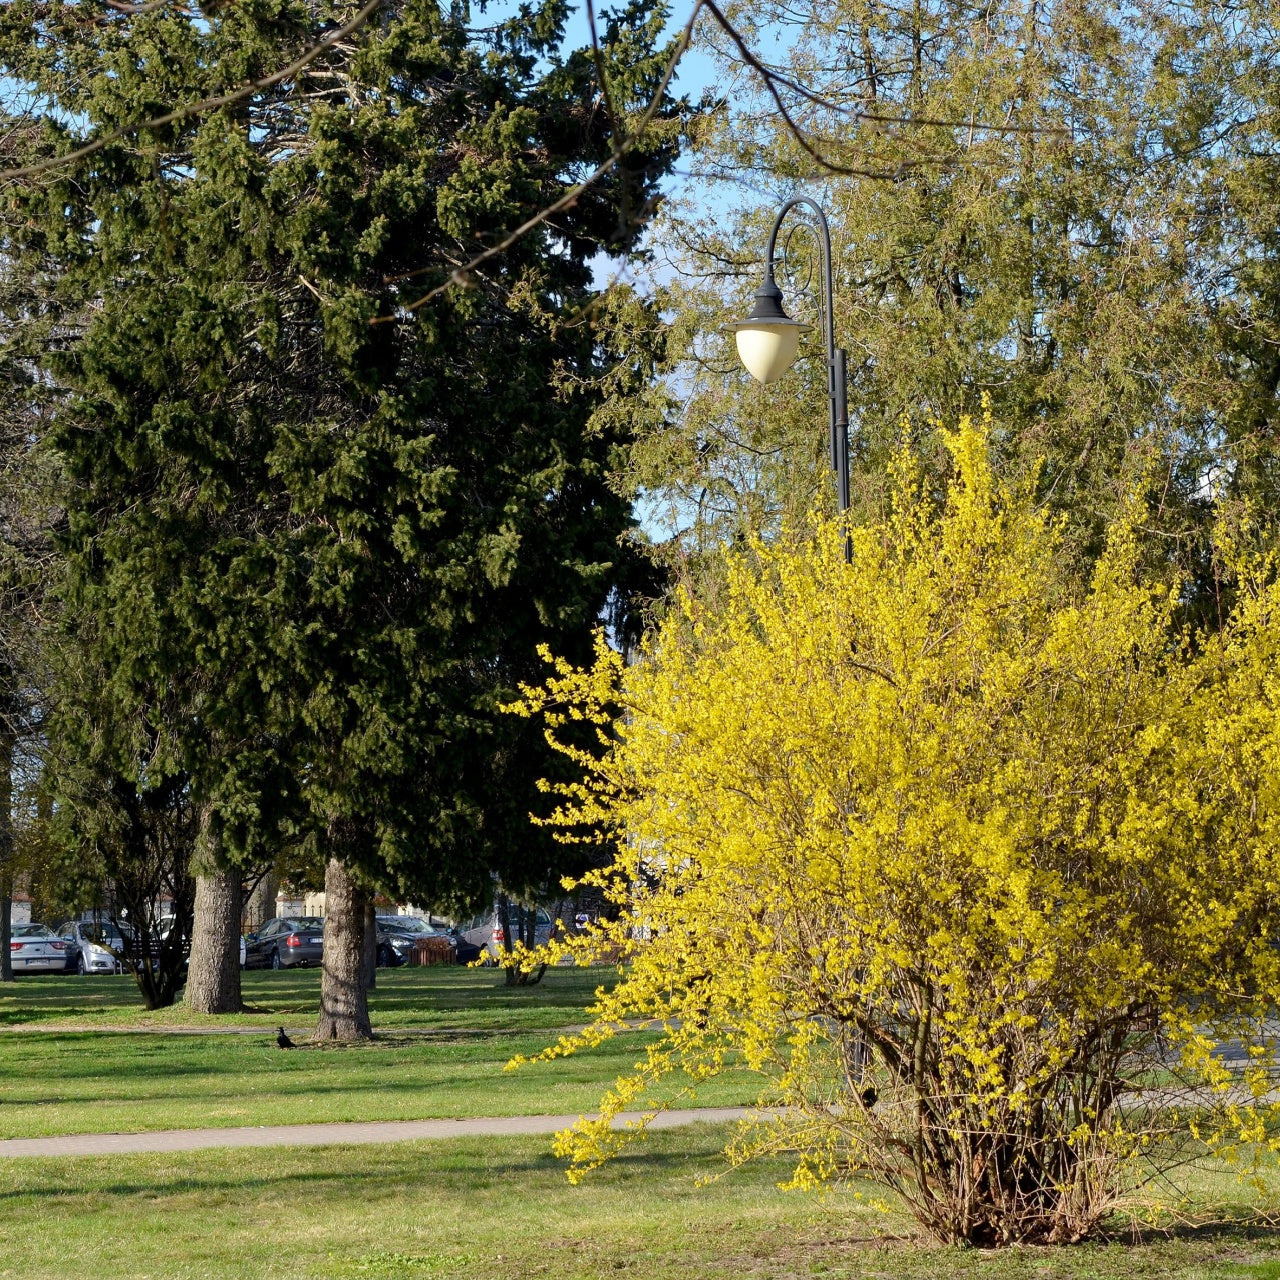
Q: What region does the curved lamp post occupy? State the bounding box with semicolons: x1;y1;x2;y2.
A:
728;197;851;556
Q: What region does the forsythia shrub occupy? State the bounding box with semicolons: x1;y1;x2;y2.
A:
510;416;1280;1245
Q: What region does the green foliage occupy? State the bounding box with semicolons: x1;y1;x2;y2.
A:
620;0;1280;612
0;0;684;907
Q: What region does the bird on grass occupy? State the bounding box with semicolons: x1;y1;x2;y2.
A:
276;1027;296;1050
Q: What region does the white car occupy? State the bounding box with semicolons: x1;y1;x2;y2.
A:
9;923;74;973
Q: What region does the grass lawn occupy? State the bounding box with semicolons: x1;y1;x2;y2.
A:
3;967;1279;1276
0;965;759;1140
1;1125;1278;1280
0;1025;756;1138
0;965;616;1033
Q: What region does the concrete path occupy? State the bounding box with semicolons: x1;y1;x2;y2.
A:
0;1107;756;1160
2;1024;546;1036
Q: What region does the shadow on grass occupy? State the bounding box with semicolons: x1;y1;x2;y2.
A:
1112;1219;1280;1247
0;967;617;1031
0;1137;719;1204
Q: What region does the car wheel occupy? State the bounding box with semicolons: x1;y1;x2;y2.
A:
271;949;282;970
76;954;87;975
377;945;392;968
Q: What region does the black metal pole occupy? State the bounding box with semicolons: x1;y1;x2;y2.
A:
763;197;851;562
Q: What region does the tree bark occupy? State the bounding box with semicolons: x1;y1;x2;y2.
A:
362;896;377;991
315;857;372;1040
0;725;13;983
185;866;244;1013
0;885;11;984
244;869;276;932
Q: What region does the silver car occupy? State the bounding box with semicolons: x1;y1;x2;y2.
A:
56;920;129;974
458;904;555;965
9;923;74;973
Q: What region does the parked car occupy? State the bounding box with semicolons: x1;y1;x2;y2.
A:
449;929;482;965
375;915;456;966
458;903;555;965
9;923;74;974
244;917;324;970
56;919;131;974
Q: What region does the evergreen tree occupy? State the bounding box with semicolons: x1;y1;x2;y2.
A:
1;0;681;1030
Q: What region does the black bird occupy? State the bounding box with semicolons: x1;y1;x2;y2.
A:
860;1086;878;1109
276;1027;296;1050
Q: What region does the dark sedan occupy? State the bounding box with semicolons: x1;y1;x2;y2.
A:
375;915;457;967
244;917;324;970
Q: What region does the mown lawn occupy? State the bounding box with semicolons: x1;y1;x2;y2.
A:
1;1126;1278;1280
0;1026;756;1138
0;964;615;1033
3;966;1279;1277
0;965;755;1139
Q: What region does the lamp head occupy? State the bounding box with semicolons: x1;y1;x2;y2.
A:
728;264;812;384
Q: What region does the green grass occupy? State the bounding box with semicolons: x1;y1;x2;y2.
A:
0;1126;1277;1280
0;965;756;1139
3;967;1279;1276
0;964;616;1032
0;1027;756;1138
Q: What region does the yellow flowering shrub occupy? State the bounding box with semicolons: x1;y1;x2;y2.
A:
509;416;1280;1245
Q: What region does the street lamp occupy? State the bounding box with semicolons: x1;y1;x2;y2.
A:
728;197;851;549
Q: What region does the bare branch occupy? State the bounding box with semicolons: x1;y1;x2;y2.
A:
383;0;704;318
101;0;185;14
389;0;1074;317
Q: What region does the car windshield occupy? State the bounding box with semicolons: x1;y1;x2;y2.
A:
285;918;323;930
82;923;128;946
13;924;51;938
378;917;437;935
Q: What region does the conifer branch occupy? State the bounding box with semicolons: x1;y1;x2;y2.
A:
0;0;386;184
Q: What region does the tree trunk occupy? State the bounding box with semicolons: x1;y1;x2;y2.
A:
500;892;547;987
362;897;377;991
244;869;276;932
186;866;244;1014
315;857;372;1041
0;885;11;984
0;725;13;984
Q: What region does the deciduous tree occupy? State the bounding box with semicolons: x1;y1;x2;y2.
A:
514;415;1280;1245
622;0;1280;614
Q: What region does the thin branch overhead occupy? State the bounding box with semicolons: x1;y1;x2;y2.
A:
388;0;1074;315
0;0;387;184
0;0;1077;309
383;0;702;319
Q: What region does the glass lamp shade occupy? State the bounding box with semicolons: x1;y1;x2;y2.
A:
731;319;811;384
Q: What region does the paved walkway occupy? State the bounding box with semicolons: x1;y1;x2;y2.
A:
2;1024;542;1036
0;1107;756;1159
